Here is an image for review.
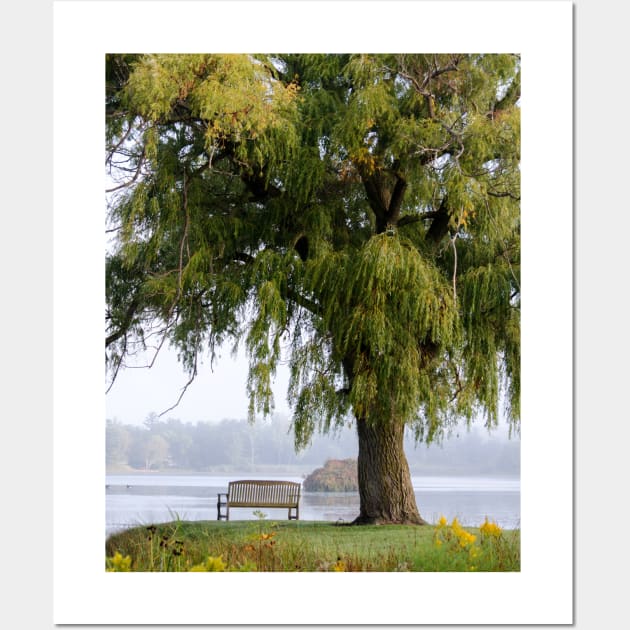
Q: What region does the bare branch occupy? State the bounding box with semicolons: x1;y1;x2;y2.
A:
106;145;146;193
106;122;134;165
158;362;198;417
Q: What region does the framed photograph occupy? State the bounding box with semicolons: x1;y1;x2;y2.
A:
53;1;572;624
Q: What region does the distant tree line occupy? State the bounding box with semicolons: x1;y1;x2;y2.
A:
106;413;519;475
106;414;356;471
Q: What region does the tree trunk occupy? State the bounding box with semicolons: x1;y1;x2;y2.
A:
353;417;427;525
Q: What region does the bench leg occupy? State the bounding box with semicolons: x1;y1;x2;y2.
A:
217;493;228;520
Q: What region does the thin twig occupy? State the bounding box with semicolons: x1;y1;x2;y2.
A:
106;145;146;193
105;334;128;394
106;122;135;165
158;366;198;417
448;357;464;403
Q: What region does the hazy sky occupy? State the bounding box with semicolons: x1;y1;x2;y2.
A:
106;341;292;425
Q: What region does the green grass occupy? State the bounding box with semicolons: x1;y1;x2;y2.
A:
105;514;520;572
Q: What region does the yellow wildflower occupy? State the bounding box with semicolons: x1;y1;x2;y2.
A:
437;515;448;527
458;531;476;548
449;518;476;547
480;517;502;538
332;560;346;572
189;556;226;572
205;556;227;571
106;551;132;572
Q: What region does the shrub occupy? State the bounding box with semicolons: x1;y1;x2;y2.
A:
303;459;358;492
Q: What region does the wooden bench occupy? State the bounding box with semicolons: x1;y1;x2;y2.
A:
217;480;301;521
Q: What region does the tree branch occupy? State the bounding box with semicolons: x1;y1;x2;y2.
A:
233;250;322;317
105;298;139;347
106;145;146;193
426;196;451;244
387;173;407;225
363;174;388;228
397;211;441;228
487;190;520;201
284;286;322;318
158;360;198;417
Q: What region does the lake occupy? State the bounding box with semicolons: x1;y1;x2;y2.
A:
106;472;520;537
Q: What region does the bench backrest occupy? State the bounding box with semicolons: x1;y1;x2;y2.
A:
228;480;301;507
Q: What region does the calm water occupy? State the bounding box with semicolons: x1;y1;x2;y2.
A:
106;473;520;537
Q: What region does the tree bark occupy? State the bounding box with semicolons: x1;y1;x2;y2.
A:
353;417;427;525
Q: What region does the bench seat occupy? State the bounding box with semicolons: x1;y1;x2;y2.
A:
217;480;301;521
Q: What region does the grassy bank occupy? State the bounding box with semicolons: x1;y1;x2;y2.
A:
106;515;519;572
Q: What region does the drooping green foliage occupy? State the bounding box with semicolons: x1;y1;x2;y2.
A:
106;53;520;452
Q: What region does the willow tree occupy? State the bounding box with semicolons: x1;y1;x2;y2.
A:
106;54;520;524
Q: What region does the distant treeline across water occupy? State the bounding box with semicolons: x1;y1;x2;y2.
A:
107;414;520;476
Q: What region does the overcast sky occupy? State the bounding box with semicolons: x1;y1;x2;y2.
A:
106;341;292;425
